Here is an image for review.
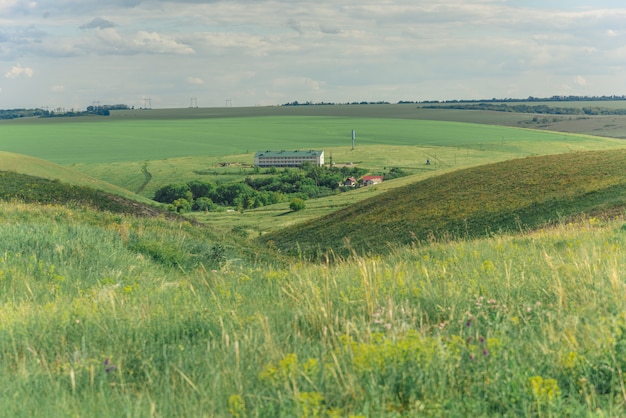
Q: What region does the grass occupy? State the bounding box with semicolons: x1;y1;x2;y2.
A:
261;148;626;258
0;170;172;219
1;200;626;416
2;105;626;415
0;152;154;204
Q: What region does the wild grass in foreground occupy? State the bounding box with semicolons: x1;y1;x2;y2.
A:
0;201;626;416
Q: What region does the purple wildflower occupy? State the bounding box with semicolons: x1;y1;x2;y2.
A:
104;359;116;373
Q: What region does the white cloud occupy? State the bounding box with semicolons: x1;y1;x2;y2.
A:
94;28;195;55
186;76;203;85
51;85;65;92
5;64;34;79
0;0;17;11
272;76;326;92
575;76;587;87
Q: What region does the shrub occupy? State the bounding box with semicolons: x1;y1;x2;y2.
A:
289;198;306;212
172;198;192;213
192;197;216;212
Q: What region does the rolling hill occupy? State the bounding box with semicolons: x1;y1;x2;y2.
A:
259;148;626;258
0;170;174;219
0;151;154;204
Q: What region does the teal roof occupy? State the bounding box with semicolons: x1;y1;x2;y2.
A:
255;150;323;158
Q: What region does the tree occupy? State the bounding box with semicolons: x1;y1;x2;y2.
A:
187;180;215;199
154;184;193;204
289;198;306;212
214;183;257;206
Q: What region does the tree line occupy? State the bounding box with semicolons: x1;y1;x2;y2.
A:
0;108;49;119
423;102;626;116
153;164;368;212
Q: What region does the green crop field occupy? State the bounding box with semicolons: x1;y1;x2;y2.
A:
0;114;620;165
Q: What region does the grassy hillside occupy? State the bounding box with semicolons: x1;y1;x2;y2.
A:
0;170;174;219
1;200;626;416
0;151;154;204
260;148;626;258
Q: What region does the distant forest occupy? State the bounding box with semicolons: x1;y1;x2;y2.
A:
281;95;626;107
0;104;130;120
0;108;50;119
281;95;626;116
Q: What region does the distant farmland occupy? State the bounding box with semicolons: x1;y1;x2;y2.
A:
0;113;620;165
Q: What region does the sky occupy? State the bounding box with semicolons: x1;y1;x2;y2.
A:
1;0;626;109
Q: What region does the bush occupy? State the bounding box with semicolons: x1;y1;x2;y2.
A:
172;198;192;213
289;198;306;212
192;197;216;212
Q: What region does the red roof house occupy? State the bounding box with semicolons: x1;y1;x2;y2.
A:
362;175;383;186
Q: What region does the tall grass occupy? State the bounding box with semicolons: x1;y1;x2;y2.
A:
0;200;625;416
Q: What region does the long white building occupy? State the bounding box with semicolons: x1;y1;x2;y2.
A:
254;150;324;167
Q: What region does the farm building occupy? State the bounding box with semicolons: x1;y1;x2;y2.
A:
254;150;324;167
343;177;357;187
362;175;384;186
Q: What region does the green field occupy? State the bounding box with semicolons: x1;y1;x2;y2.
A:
3;109;625;163
0;116;594;164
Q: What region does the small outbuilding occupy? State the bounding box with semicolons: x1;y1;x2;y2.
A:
362;175;384;186
343;177;357;187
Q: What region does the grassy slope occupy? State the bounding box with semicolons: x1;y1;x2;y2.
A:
1;200;626;416
260;148;626;258
0;151;154;204
0;172;273;268
0;170;175;219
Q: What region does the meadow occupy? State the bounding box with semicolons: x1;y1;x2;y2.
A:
1;104;626;416
1;201;626;416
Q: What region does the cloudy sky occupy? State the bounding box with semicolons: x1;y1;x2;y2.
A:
1;0;626;109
